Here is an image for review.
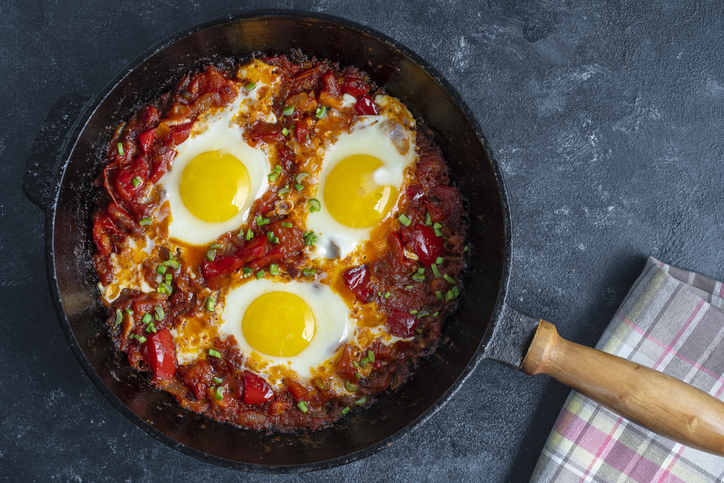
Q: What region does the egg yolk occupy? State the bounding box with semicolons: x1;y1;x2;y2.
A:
242;292;315;357
323;154;398;228
179;150;250;223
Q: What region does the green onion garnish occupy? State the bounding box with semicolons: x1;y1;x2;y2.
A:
257;270;265;280
212;376;223;384
145;323;156;333
117;142;124;156
345;381;357;392
445;290;455;301
384;291;390;299
436;257;444;265
435;228;443;237
154;306;164;320
281;222;292;228
417;311;429;318
398;214;411;227
215;386;225;401
412;273;425;282
139;218;152;226
410;309;418;314
356;372;362;379
355;397;367;406
443;274;456;284
425;212;432;225
267;231;275;242
341;407;350;415
132;177;142;188
360;358;368;368
433;222;442;229
115;309;122;325
273;236;279;244
303;268;316;277
206;249;216;261
436;291;443;300
368;351;375;362
246;229;254;241
278;186;290;196
282;127;290;136
135;335;147;344
352;361;360;368
315;106;327;118
283;105;294;116
295;183;304;191
432;311;439;317
431;264;441;278
157;265;167;274
297;401;308;413
296;172;309;183
269;264;279;275
464;245;469;252
142;313;152;324
164;273;171;282
268;173;278;182
452;285;460;298
245;81;256;91
162;259;180;270
308;198;321;213
209;349;221;358
206;297;216;312
243;267;253;277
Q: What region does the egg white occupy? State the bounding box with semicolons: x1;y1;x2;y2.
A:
307;114;417;259
161;91;271;246
219;278;353;379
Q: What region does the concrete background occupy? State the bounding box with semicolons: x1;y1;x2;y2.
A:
2;0;723;481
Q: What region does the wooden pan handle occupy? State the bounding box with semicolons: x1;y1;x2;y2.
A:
521;320;724;455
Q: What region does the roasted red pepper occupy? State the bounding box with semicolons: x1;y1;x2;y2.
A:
138;128;156;153
166;122;193;146
141;328;177;380
341;69;369;97
353;94;379;115
386;310;418;338
407;224;444;266
243;371;275;405
295;120;310;145
342;264;374;303
202;255;244;279
406;184;426;203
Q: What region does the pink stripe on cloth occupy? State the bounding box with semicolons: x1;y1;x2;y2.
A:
652;299;705;370
652;444;686;483
580;417;625;482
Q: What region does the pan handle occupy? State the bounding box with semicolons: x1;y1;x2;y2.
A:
522;320;724;455
23;92;88;213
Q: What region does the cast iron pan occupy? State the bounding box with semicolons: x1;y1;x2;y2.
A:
24;10;724;473
23;12;510;472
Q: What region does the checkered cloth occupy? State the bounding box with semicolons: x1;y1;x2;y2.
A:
531;257;724;483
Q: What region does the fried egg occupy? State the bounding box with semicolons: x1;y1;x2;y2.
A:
306;101;417;259
161;90;271;246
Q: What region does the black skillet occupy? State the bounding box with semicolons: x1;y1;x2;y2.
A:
23;11;724;473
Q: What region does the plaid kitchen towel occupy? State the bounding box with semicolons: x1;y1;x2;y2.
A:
531;257;724;483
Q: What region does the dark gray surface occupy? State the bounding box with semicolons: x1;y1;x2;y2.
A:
2;1;723;481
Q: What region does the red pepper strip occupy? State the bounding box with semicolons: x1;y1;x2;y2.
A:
167;122;193;146
320;70;342;99
114;155;149;204
286;380;311;402
341;70;370;97
92;213;113;256
235;235;269;263
342;265;374;303
406;184;426;203
353;94;379;115
141;328;177;380
423;200;446;223
295;120;310;145
247;251;284;271
243;371;275;405
249;122;285;145
138;128;156;154
202;255;244;279
407;223;445;267
149;148;175;184
386;309;418;338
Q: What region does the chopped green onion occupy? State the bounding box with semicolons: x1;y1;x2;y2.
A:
283;105;294;116
355;397;367;406
268;173;278;182
142;313;152;324
145;322;157;333
452;285;460;298
432;311;439;317
246;229;254;241
117;143;124;156
397;214;411;227
341;407;350;415
256;270;265;280
157;265;167;274
267;231;274;242
162;259;180;270
115;309;122;325
212;376;223;384
256;215;269;226
415;328;423;335
435;228;443;237
410;309;418;314
281;127;290;136
206;297;216;312
125;309;133;315
154;306;164;321
412;273;425;282
368;351;375;362
243;267;253;276
315;106;327;118
425;212;432;225
360;358;368;368
206;249;216;261
433;222;442;229
464;245;469;252
297;401;308;413
157;283;172;295
278;186;290;196
443;274;456;285
345;381;357;392
245;81;256;91
295;183;304;191
272;236;279;244
215;386;225;401
303;268;316;277
209;349;221;358
314;379;326;390
406;285;413;289
139;218;152;226
308;198;321;213
295;172;309;183
445;290;455;301
273;165;281;174
303;231;317;246
135;335;147;344
209;243;221;249
417;311;429;318
417;268;425;274
356;372;362;379
384;291;390;299
352;361;360;368
269;264;279;275
436;257;444;265
432;264;441;278
281;222;293;228
436;291;443;300
132;177;142;188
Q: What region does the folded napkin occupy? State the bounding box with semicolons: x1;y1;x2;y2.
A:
531;257;724;483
